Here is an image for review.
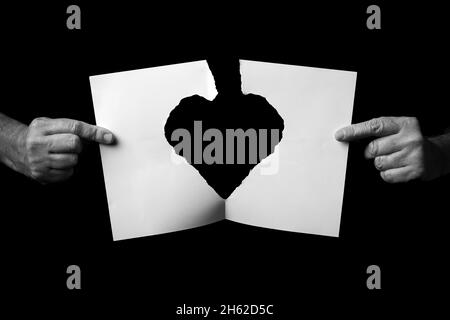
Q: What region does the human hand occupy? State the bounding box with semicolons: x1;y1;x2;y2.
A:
335;117;444;183
15;117;114;183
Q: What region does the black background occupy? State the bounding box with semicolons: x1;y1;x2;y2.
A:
1;1;449;316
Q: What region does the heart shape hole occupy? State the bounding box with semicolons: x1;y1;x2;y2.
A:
164;58;284;199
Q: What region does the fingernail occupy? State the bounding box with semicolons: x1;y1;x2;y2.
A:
103;133;114;144
335;130;344;141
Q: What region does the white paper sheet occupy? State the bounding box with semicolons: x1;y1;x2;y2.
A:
90;60;356;240
226;60;357;237
90;61;223;241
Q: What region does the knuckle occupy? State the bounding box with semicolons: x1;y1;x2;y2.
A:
74;135;81;147
404;135;425;151
346;126;355;139
28;158;47;173
401;117;422;136
30;169;44;180
69;135;81;150
369;118;384;135
367;141;378;157
29;119;39;128
30;118;43;127
371;141;378;155
29;117;50;130
25;136;42;153
404;116;419;127
70;121;80;134
396;154;407;168
413;134;425;145
412;131;424;141
28;156;40;167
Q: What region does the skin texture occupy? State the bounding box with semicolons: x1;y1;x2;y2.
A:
335;117;450;183
0;113;114;184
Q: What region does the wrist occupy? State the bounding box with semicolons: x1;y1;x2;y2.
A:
2;123;29;175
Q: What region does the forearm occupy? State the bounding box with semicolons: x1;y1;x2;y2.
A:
429;132;450;177
0;113;27;173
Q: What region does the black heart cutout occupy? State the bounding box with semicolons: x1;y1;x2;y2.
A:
164;58;284;199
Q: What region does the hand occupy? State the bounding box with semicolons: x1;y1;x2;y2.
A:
15;117;114;183
335;117;444;183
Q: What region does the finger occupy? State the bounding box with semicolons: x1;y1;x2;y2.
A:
44;119;114;144
364;134;403;159
335;117;400;142
48;134;83;153
48;154;78;169
374;150;407;171
380;167;413;183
